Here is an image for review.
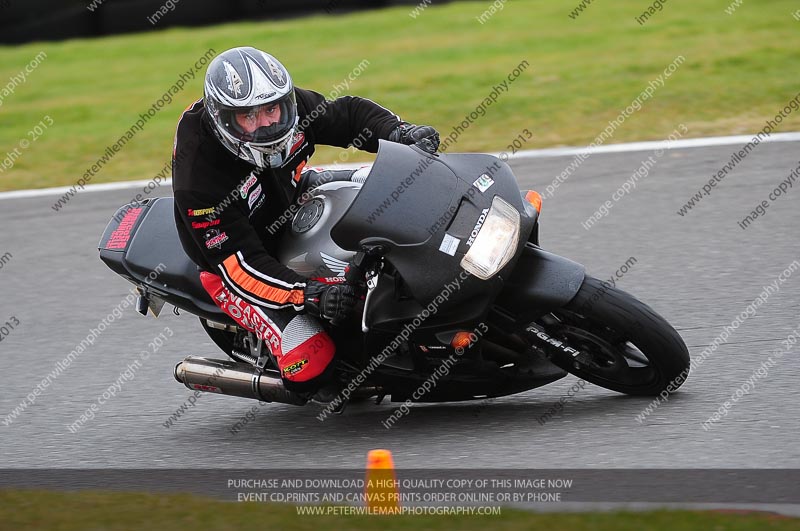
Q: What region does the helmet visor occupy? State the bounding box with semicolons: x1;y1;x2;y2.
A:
218;90;297;148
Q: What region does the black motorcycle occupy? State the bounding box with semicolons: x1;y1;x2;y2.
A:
99;141;689;412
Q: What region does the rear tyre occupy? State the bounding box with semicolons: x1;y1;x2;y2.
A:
531;275;689;396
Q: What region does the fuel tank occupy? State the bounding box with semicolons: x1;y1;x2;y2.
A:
277;182;360;279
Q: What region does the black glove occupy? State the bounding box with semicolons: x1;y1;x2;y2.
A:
303;280;357;325
388;122;440;154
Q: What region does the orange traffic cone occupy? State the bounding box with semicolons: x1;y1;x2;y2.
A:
365;449;400;514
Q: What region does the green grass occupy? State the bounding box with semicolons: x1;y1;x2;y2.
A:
1;0;799;191
1;490;798;530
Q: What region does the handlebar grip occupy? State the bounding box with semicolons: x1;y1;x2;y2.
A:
345;262;363;285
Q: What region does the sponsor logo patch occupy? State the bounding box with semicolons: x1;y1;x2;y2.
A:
466;208;490;247
204;229;229;250
214;286;281;352
313;276;348;284
191;384;222;393
320;252;349;277
527;326;582;358
473;174;495;193
248;184;263;209
283;359;308;376
438;233;460;256
240;174;258;198
290;132;305;155
106;208;144;250
191;219;221;230
248;196;265;217
188;207;215;217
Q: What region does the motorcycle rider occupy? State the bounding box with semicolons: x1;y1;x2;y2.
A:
172;46;440;397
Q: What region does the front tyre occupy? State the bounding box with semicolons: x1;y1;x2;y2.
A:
530;276;689;396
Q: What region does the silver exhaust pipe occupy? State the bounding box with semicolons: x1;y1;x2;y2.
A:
174;356;306;406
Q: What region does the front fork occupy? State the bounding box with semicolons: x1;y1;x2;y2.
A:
523;323;593;370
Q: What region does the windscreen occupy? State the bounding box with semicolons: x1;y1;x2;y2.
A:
331;140;459;251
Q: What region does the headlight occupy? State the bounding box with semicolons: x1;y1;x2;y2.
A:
460;196;520;280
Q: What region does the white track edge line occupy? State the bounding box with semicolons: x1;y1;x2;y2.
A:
3;132;800;201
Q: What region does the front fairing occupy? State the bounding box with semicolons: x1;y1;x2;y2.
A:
332;141;534;308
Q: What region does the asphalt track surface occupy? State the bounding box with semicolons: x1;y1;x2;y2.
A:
1;140;798;483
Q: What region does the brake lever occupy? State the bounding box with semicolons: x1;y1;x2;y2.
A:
344;250;383;332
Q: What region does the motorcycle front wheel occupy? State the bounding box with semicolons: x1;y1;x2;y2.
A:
529;276;690;396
